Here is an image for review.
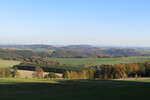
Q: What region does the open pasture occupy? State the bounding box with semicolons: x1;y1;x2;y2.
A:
18;70;63;78
0;78;150;100
48;56;150;66
0;59;21;68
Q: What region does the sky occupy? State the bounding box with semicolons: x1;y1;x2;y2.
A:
0;0;150;47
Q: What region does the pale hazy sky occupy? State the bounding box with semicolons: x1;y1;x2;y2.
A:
0;0;150;47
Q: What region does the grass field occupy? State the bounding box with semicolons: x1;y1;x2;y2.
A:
18;70;63;78
48;56;150;66
0;59;21;68
0;78;150;100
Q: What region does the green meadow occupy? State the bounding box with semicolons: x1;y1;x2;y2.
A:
48;56;150;66
0;59;21;68
0;78;150;100
1;56;150;68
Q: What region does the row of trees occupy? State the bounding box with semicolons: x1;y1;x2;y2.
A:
24;63;148;79
11;62;150;79
8;62;150;80
15;63;86;74
32;66;88;79
63;62;150;79
98;63;150;79
21;58;59;65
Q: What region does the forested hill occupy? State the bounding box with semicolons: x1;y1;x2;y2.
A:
0;44;149;58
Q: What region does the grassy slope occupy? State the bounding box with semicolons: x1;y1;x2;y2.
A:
48;56;150;66
0;59;21;68
0;78;150;100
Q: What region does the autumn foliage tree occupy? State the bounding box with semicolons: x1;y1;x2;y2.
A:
78;70;87;79
63;70;88;79
63;71;71;79
113;64;126;78
33;67;44;79
125;64;139;77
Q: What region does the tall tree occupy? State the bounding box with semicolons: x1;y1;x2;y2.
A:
113;64;126;78
33;66;44;79
100;65;112;79
86;68;95;79
12;67;20;77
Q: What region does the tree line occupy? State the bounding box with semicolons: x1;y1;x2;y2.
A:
63;62;150;79
14;60;150;79
2;62;150;80
14;58;87;73
14;64;87;74
20;58;60;65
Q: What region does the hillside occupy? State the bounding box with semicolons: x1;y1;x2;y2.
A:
0;45;150;58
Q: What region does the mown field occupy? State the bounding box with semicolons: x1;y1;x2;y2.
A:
0;78;150;100
48;56;150;66
0;59;21;68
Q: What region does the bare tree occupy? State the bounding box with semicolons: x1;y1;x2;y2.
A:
33;67;44;79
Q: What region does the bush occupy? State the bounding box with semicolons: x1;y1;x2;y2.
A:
48;72;58;78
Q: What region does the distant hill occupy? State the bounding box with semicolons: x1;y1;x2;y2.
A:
0;44;150;58
67;45;93;48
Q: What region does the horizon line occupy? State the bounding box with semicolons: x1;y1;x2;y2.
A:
0;44;150;48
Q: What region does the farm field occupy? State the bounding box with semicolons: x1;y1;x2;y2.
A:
0;78;150;100
0;59;21;68
48;56;150;66
18;70;63;78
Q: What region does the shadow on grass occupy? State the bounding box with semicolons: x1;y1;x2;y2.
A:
0;79;150;100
